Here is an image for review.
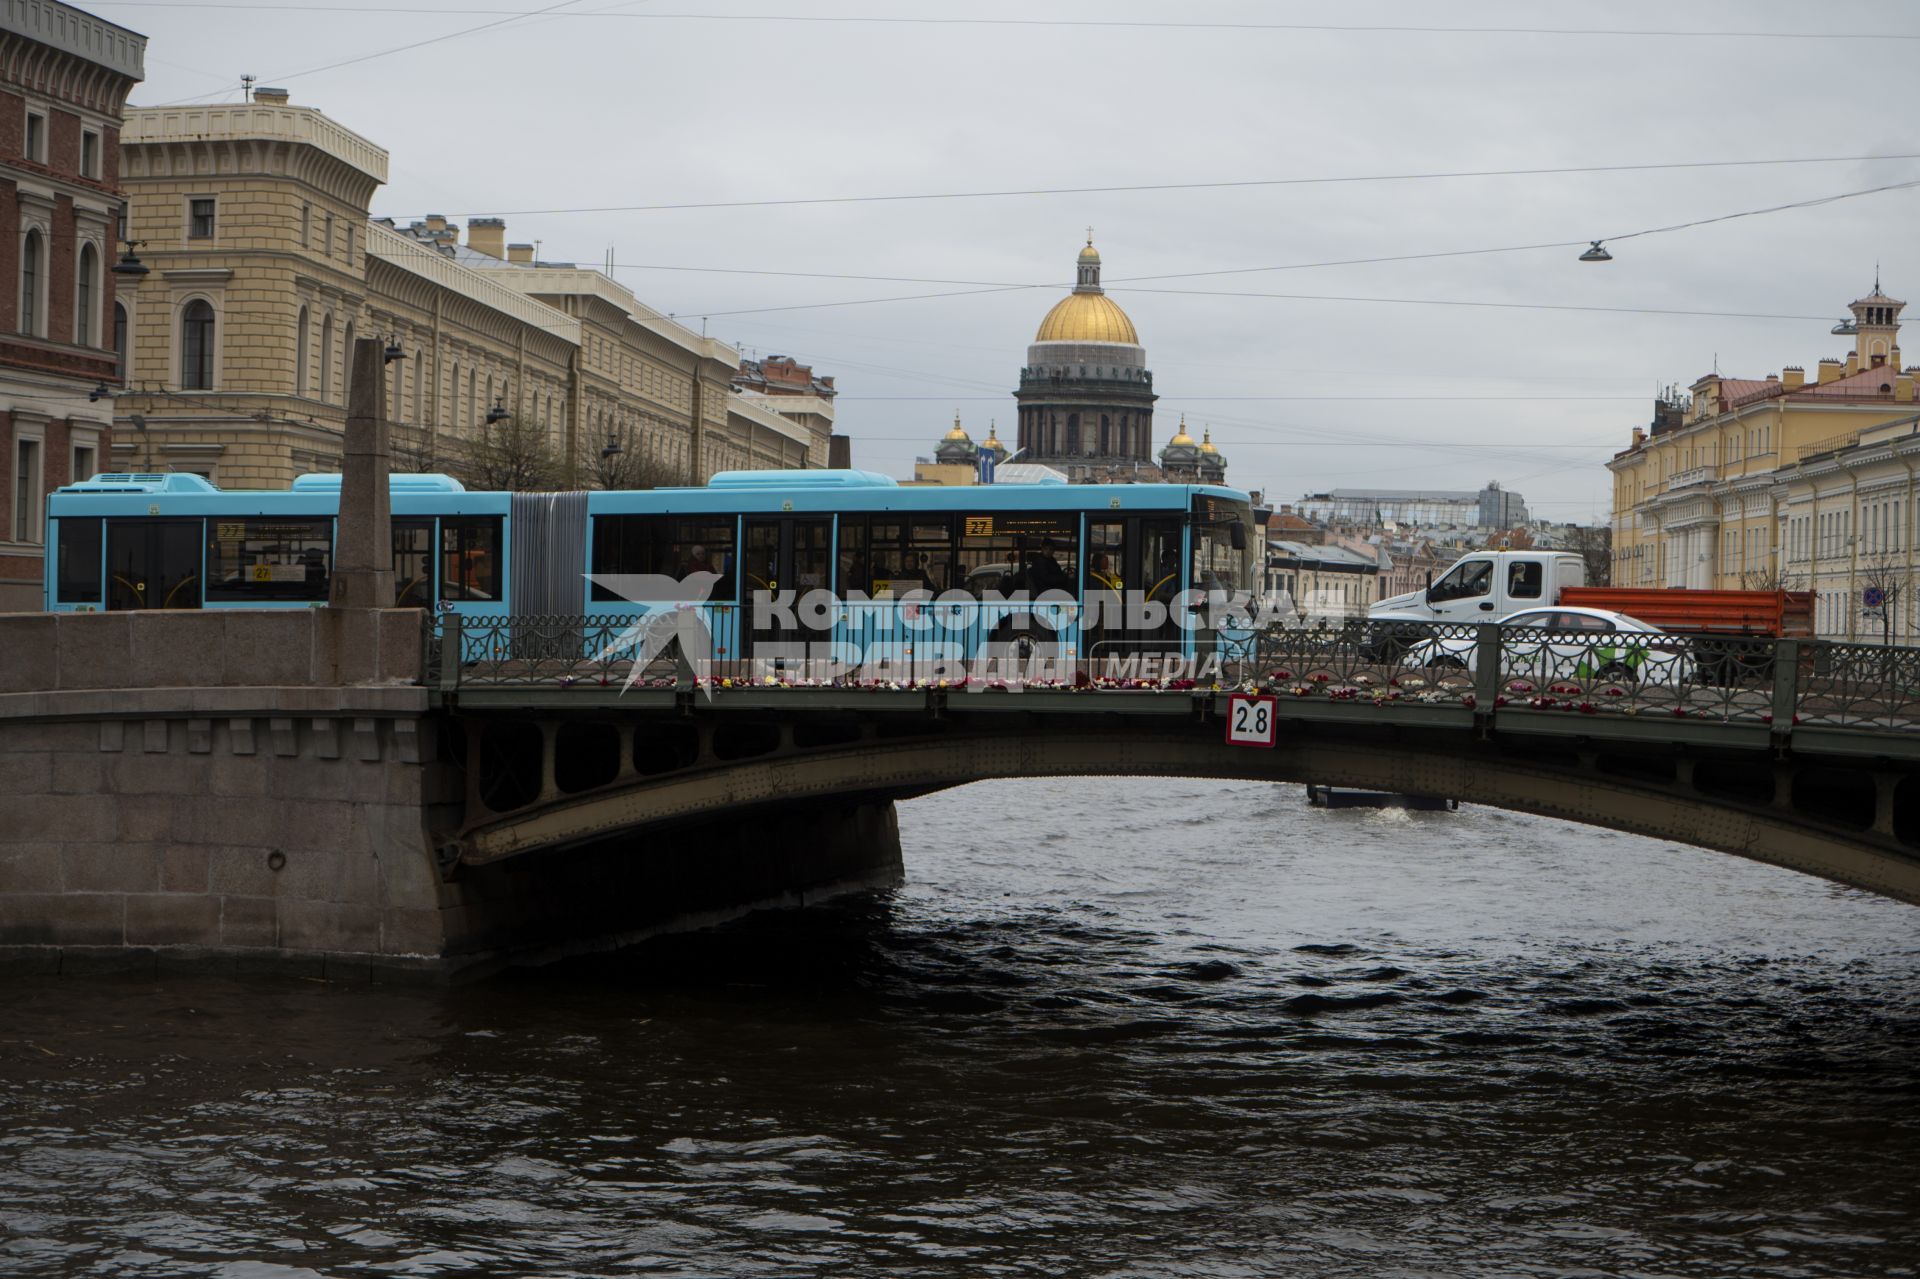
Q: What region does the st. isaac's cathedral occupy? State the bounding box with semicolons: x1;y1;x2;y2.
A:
931;237;1230;484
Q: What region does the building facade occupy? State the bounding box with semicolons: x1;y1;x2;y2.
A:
109;90;811;496
733;354;835;467
0;0;144;610
1298;482;1528;530
1013;238;1162;482
1608;284;1920;638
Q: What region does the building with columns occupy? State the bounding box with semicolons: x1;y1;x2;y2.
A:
1608;282;1920;639
108;89;811;495
1013;237;1163;481
0;0;144;611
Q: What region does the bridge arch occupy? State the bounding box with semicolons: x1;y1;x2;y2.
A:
446;709;1920;908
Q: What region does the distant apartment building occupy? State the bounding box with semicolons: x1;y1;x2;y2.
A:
108;89;811;495
1264;539;1380;620
0;0;144;611
732;355;835;469
1608;283;1920;639
1297;482;1528;530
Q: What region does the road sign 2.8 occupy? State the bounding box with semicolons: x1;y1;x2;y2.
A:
1225;694;1277;748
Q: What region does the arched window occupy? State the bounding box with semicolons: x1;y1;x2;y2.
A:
181;299;215;389
391;351;405;422
295;306;308;396
450;362;461;426
342;322;355;402
413;350;423;425
113;302;129;378
20;229;41;335
319;314;333;400
75;243;97;346
468;368;477;423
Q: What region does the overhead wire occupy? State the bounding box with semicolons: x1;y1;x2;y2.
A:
79;5;1920;40
375;152;1920;220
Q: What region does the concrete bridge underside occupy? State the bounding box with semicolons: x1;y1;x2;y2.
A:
450;710;1920;909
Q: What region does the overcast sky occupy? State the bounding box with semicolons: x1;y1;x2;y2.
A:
99;0;1920;522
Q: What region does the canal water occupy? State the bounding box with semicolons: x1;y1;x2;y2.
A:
3;778;1919;1277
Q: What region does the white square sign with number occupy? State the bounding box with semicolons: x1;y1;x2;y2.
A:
1225;694;1277;748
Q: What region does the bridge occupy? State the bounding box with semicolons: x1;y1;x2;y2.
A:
432;614;1920;906
2;606;1918;980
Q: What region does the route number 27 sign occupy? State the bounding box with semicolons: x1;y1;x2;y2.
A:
1225;694;1277;748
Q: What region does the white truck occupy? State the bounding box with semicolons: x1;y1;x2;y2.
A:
1370;551;1587;623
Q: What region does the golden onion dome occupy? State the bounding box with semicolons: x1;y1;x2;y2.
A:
1198;428;1218;454
1166;415;1196;448
1078;241;1100;262
982;421;1003;450
1035;291;1139;345
942;412;972;442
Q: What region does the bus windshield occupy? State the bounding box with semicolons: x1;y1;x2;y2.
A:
1191;495;1253;595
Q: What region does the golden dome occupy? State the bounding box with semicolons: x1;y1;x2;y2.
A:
943;411;971;442
1035;291;1139;345
1198;427;1218;454
982;420;1003;449
1167;415;1196;447
1078;242;1100;262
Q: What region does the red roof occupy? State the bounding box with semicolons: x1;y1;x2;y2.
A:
1790;366;1901;400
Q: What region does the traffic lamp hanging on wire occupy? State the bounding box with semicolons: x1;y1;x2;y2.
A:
1579;241;1613;262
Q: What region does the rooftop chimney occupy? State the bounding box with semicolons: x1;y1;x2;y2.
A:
1818;357;1844;385
507;243;535;264
467;217;505;259
1631;426;1645;448
252;87;289;105
1783;365;1805;391
424;214;447;233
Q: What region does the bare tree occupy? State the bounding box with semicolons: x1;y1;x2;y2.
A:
580;418;681;491
1739;565;1803;592
1859;549;1907;645
1564;524;1612;586
450;411;563;492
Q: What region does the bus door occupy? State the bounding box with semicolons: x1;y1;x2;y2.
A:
105;519;202;610
741;516;833;672
1084;516;1183;668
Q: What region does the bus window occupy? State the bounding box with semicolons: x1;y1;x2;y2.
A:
836;516;867;597
440;517;501;602
206;518;333;603
55;518;102;604
392;519;432;607
1085;520;1124;592
868;516;954;595
588;515;734;602
959;512;1077;597
1140;519;1183;607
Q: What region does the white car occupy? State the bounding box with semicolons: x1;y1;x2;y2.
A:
1402;606;1696;688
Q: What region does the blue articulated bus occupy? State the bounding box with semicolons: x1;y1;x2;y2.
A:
43;469;1258;677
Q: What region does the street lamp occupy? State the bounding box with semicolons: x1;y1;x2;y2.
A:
1578;241;1613;263
383;337;405;364
111;238;149;278
485;397;508;425
600;433;622;461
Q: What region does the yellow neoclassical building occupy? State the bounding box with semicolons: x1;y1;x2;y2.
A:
1608;283;1920;638
110;89;819;489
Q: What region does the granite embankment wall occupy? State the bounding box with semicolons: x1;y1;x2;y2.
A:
0;608;450;978
0;609;903;980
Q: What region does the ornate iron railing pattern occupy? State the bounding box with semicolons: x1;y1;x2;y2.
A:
426;613;1920;733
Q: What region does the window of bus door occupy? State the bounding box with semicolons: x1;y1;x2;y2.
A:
440;517;502;603
56;518;102;604
392;519;432;607
106;519;203;610
1085;520;1125;593
1139;518;1183;610
206;518;333;603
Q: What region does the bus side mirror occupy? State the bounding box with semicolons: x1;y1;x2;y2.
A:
1229;521;1247;551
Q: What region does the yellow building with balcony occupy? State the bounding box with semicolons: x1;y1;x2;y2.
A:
1608;283;1920;638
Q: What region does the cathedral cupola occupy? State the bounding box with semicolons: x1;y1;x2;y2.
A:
934;412;977;464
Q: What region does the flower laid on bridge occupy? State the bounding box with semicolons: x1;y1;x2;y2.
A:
1269;669;1294;681
1506;679;1535;694
1550;683;1581;695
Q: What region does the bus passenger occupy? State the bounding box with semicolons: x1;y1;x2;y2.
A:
1089;552;1122;592
684;544;713;575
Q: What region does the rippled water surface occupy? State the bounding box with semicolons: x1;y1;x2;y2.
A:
4;778;1920;1277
